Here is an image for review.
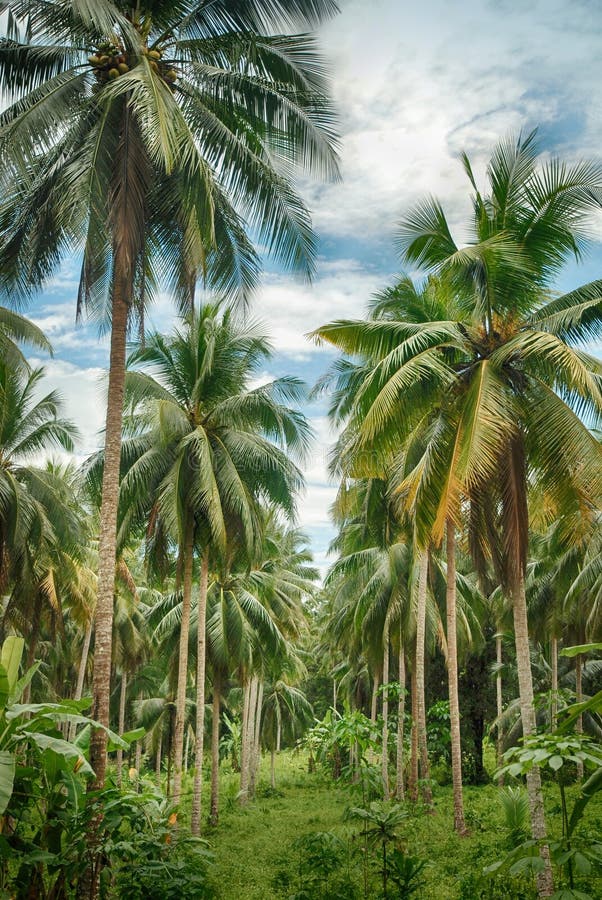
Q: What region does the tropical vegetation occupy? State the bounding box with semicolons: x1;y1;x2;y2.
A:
0;3;601;897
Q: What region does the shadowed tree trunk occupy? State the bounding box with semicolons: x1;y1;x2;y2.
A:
210;674;221;826
68;620;93;742
446;520;466;834
155;733;162;787
575;653;583;780
513;576;553;895
370;674;379;723
191;549;209;835
270;748;276;789
551;636;558;731
505;438;553;897
381;622;390;800
396;637;405;801
173;517;195;806
116;671;127;788
496;633;504;777
415;551;432;807
22;595;42;704
409;665;419;802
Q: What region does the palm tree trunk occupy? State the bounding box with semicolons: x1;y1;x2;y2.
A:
496;632;504;776
446;520;466;834
415;551;432;807
209;673;221;826
116;671;127;788
22;594;42;705
240;676;258;804
67;620;93;743
249;680;263;799
396;637;405;801
551;635;558;731
173;516;195;806
276;718;281;753
270;748;276;789
370;674;379;723
333;678;337;713
156;733;162;787
239;677;252;803
381;623;390;800
409;664;418;802
89;273;130;789
575;653;583;779
512;574;554;896
191;549;209;835
135;725;142;791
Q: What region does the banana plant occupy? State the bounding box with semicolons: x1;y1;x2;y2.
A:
0;636;142;814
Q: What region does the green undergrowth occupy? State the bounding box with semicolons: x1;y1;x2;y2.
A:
177;751;602;900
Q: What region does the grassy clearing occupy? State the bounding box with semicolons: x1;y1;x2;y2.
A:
175;751;602;899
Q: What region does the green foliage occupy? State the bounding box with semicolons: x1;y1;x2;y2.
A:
286;831;358;900
489;715;602;895
498;787;530;847
427;700;451;766
100;788;214;899
385;847;428;897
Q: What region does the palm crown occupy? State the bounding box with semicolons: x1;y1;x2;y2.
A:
0;0;340;314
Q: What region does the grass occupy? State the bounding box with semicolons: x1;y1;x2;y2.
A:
174;749;602;899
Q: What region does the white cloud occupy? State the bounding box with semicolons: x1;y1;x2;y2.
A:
308;0;602;243
29;357;106;459
252;260;386;358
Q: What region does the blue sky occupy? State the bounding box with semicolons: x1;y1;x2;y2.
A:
22;0;602;574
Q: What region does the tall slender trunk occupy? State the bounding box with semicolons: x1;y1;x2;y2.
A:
396;637;405;801
512;575;554;896
381;623;390;800
333;678;337;713
68;620;93;744
496;632;504;775
551;635;558;731
276;718;281;753
156;733;162;787
184;729;190;775
249;680;263;799
446;520;466;833
116;671;127;788
415;551;432;807
173;516;195;806
135;715;142;792
409;665;418;802
575;654;583;779
22;596;42;704
209;674;221;825
191;549;209;835
89;269;130;789
370;674;379;724
270;748;276;789
239;678;252;803
240;676;258;804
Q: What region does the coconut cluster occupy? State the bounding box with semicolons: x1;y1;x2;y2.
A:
88;38;129;82
88;39;178;87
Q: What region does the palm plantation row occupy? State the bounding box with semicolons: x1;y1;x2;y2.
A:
0;304;320;829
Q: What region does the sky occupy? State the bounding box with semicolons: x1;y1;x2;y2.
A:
21;0;602;574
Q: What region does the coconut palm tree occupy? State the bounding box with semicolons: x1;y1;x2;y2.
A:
105;306;310;817
0;0;339;787
312;133;602;895
0;360;77;599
